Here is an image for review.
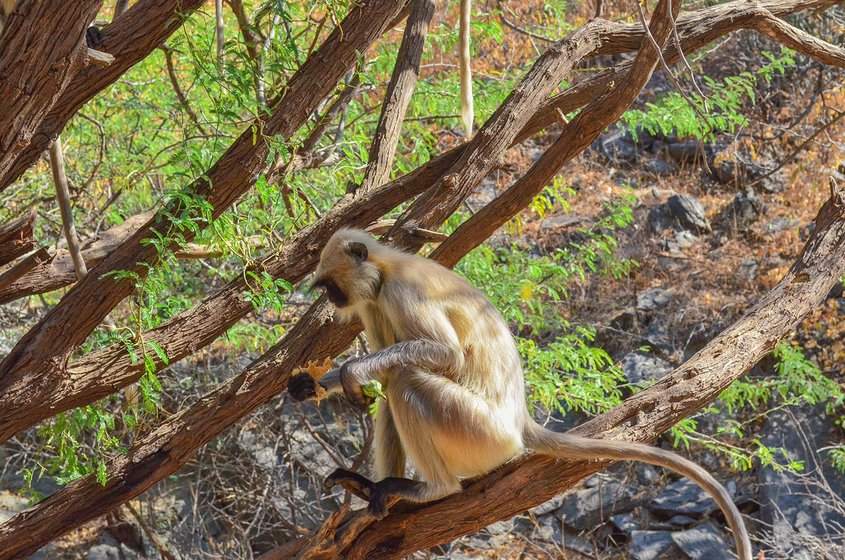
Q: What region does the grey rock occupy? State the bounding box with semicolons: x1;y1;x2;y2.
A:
765;216;798;234
629;530;684;560
600;130;639;163
539;214;583;232
718;187;767;232
86;544;121;560
648;204;676;234
667;194;711;233
530;493;566;516
758;406;845;559
637;288;673;312
559;476;637;531
736;259;758;284
621;352;673;386
644;158;679;176
665;141;715;164
611;512;641;533
650;478;734;518
532;514;563;543
671;523;730;559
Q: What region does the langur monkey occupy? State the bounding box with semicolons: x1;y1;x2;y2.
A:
289;229;752;560
0;0;103;45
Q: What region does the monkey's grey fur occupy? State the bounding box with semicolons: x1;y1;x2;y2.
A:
289;229;751;559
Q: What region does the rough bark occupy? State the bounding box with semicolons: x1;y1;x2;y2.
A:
0;0;206;193
0;208;36;267
0;0;104;183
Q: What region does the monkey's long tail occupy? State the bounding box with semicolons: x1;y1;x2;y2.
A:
459;0;473;137
523;424;752;560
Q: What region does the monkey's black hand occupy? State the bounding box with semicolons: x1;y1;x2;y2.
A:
288;373;319;401
339;360;370;409
86;26;104;48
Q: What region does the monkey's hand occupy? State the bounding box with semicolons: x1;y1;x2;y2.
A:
288;373;322;401
339;359;372;409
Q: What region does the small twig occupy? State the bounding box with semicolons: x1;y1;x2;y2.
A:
49;137;88;281
750;109;845;187
123;502;178;560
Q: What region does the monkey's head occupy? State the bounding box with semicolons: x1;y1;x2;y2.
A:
311;229;383;313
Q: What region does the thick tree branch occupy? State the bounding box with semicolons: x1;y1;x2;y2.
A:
0;0;206;193
0;0;104;183
359;0;435;192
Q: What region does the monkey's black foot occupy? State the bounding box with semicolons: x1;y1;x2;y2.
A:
367;485;391;520
288;373;319;401
86;26;103;48
322;468;373;502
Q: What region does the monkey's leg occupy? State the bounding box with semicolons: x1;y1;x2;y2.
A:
374;402;406;479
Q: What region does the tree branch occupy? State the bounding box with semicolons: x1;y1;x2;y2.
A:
359;0;435;193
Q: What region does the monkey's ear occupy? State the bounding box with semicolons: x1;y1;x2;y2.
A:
347;241;368;262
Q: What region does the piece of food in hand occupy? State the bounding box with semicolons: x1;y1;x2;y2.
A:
294;357;333;401
361;379;386;417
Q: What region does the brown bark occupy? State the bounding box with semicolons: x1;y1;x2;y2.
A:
0;0;206;193
0;208;36;267
0;0;104;183
359;0;435;192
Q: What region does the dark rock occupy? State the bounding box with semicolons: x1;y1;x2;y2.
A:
610;307;638;332
827;282;844;300
758;406;845;559
649;204;677;234
637;288;673;312
600;130;640;164
540;215;583;232
799;223;814;241
666;515;698;527
710;153;785;192
86;544;120;560
559;475;637;531
649;478;735;518
667;194;711;233
664;141;715;164
629;530;684;560
621;352;673;386
671;523;731;559
717;187;767;232
627;125;657;149
644;158;679;177
643;320;674;354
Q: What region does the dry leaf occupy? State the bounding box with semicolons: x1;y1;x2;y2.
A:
293;357;333;401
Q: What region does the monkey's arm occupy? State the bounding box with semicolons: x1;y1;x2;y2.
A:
289;339;460;406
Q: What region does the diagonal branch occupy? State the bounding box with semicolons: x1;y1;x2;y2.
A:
359;0;435;193
753;8;845;67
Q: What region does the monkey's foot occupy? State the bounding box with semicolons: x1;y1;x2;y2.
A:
322;468;374;502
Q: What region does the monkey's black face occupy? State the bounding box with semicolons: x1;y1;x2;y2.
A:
311;278;349;308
